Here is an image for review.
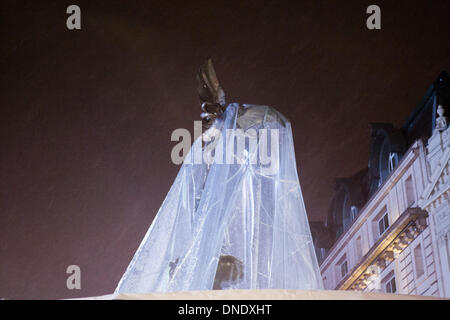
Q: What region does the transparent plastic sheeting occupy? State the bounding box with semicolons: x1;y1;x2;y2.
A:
115;104;323;293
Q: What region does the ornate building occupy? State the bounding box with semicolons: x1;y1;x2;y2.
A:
311;71;450;297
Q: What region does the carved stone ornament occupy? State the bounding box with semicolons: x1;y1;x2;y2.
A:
436;105;448;132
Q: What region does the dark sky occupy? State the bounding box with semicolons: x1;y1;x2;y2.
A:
1;0;449;299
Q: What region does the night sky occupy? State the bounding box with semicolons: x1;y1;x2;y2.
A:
1;0;450;299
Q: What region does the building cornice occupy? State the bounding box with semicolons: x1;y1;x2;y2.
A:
335;207;428;291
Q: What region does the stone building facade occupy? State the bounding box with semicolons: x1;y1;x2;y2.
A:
311;71;450;297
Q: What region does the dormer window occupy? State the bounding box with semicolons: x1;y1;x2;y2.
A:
388;152;398;173
350;206;359;221
368;124;407;197
342;193;352;232
379;139;398;185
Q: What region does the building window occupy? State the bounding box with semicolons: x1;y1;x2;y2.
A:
405;175;415;207
340;260;348;278
356;236;363;261
342;193;352;232
379;138;398;185
385;276;397;293
336;254;348;281
382;271;397;293
378;213;389;236
414;243;425;278
351;206;359;221
379;139;390;184
388;152;398;173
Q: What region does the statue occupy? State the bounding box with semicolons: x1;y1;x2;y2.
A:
436;105;448;132
115;60;323;293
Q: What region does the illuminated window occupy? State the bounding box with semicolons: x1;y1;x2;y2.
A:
414;244;425;278
378;213;389;236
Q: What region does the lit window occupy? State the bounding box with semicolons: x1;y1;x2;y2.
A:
385;276;397;293
414;244;425;278
378;213;389;236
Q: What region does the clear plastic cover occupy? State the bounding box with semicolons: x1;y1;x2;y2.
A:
115;103;323;293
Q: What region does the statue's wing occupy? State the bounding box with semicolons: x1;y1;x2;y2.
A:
197;59;226;107
197;59;226;129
